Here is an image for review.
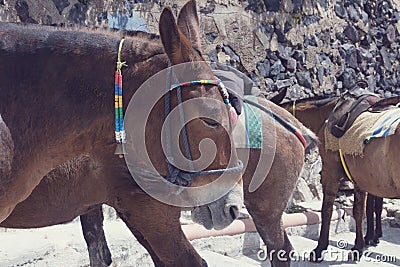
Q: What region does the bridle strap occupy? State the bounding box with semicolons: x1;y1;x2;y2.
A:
164;65;243;186
166;160;244;186
164;65;195;182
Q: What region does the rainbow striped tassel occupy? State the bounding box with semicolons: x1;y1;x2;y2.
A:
114;71;126;143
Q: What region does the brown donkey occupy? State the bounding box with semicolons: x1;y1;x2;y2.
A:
2;97;317;267
277;95;400;261
0;1;246;266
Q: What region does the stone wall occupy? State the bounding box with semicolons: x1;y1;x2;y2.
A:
2;0;399;204
2;0;399;97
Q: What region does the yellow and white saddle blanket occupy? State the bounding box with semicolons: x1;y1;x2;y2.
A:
325;108;400;156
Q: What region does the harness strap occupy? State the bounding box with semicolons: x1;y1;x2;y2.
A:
339;148;354;183
116;39;127;73
292;99;296;117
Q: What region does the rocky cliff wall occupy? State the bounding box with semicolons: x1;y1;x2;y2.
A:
2;0;399;98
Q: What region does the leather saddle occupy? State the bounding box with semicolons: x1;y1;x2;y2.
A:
327;82;382;138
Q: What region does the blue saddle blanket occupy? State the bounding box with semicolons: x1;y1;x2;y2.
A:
365;108;400;143
232;96;262;149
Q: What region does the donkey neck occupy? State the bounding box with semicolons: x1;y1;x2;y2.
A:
286;99;337;135
0;23;167;171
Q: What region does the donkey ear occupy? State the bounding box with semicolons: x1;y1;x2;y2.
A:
177;0;201;53
159;7;182;64
269;87;288;104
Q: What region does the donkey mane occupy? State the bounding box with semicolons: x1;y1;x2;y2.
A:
0;22;164;60
0;22;159;40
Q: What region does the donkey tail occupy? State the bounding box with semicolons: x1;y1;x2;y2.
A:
301;126;319;154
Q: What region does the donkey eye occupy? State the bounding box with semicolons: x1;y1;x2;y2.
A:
201;118;220;127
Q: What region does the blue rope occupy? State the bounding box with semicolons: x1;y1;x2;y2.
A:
165;66;175;176
167;160;244;186
176;85;195;172
164;65;195;185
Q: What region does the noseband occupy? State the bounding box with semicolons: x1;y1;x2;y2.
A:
164;71;243;186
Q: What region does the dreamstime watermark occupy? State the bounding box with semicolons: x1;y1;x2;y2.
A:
256;239;397;263
123;62;277;207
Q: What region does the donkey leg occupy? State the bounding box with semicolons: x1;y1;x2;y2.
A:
251;215;291;267
243;170;295;266
364;194;376;246
116;218;208;267
0;116;16;222
350;187;367;260
244;195;293;266
312;176;340;262
374;196;383;243
80;205;112;267
110;192;206;267
117;211;167;267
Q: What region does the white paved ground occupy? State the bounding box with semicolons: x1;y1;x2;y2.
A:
1;218;399;267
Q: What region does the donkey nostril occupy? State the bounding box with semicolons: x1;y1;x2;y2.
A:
229;205;240;220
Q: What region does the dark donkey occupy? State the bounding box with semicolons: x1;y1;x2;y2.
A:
365;194;383;246
1;1;317;267
0;1;245;266
2;97;318;267
277;94;400;261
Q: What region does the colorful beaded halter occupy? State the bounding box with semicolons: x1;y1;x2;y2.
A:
169;79;238;126
164;70;242;186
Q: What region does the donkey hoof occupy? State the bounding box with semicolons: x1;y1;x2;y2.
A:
309;249;324;262
365;238;376;246
202;258;208;267
365;237;380;246
348;248;362;261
